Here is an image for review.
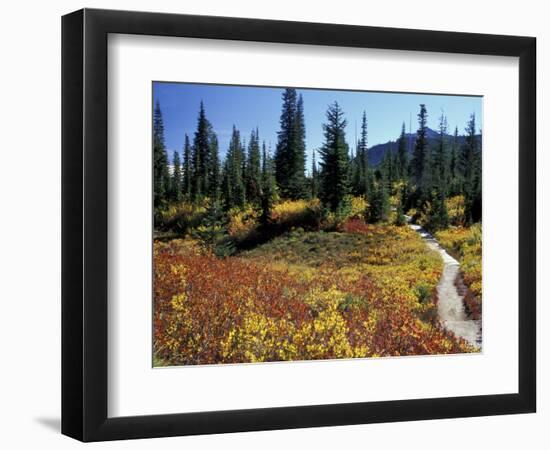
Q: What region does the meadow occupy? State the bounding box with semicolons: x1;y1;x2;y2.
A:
153;198;478;366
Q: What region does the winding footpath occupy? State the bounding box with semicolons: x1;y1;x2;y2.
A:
407;220;482;349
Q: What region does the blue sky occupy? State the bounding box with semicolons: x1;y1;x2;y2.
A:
153;82;482;166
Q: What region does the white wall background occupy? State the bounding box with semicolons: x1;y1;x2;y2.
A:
0;0;546;448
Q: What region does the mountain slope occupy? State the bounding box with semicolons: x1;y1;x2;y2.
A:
366;128;479;166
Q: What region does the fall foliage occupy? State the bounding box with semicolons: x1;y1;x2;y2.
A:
154;209;476;366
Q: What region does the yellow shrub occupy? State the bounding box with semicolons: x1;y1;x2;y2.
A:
157;200;207;233
227;205;259;240
270;199;321;228
303;285;347;313
293;287;353;360
350;196;369;218
446;195;466;226
221;311;297;362
221;287;354;362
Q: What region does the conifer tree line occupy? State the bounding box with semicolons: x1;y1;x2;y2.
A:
154;90;481;230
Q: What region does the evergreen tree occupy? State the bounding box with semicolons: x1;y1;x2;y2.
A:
448;127;460;196
274;88;296;197
351;145;362;196
461;113;479;223
208;131;221;201
426;188;449;231
260;142;278;225
221;126;246;210
353;110;369;196
393;150;400;181
153;101;170;209
394;191;406;226
472;127;482;222
411;104;428;188
182;134;192;199
245;128;262;206
171;150;182;202
423;112;450;231
221;164;232;211
311;150;319;199
274;89;307;199
193;199;235;257
318;102;350;211
365;168;375;205
359;110;368;162
191;101;212;202
435;112;449;193
421;143;434;199
400;178;413;213
290;94;308;197
381;145;396;185
396;122;408;179
368;179;390;223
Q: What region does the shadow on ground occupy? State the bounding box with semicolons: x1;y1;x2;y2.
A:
35;417;61;433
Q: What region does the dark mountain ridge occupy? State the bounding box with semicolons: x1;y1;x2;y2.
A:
366;127;481;166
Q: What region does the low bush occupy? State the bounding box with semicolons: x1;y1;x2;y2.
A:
270;199;322;230
446;195;467;226
227;205;260;241
156;201;207;234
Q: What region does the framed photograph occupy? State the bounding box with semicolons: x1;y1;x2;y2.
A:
62;8;536;441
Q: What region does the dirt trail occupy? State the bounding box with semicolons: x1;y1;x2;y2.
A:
408;221;482;349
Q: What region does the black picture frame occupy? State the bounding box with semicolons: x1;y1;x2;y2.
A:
62;8;536;442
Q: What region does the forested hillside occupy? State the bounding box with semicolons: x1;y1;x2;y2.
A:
367;127;480;167
154;88;481;236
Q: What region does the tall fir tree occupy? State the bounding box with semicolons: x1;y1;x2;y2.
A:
245;128;262;206
153;100;170;209
182;134;192;199
350;148;362;196
461;113;481;223
394;184;407;226
171;150;182;202
380;145;396;185
435;112;449;191
426;188;449;231
358;110;370;196
318;102;350;211
411;104;428;189
472;127;482;222
274;89;307;199
191;101;212;202
290;94;308;197
208;131;221;201
421;143;434;199
368;178;390;223
448;127;460;196
311;150;319;199
260;142;278;225
221;126;246;210
396;122;408;179
274;88;296;196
